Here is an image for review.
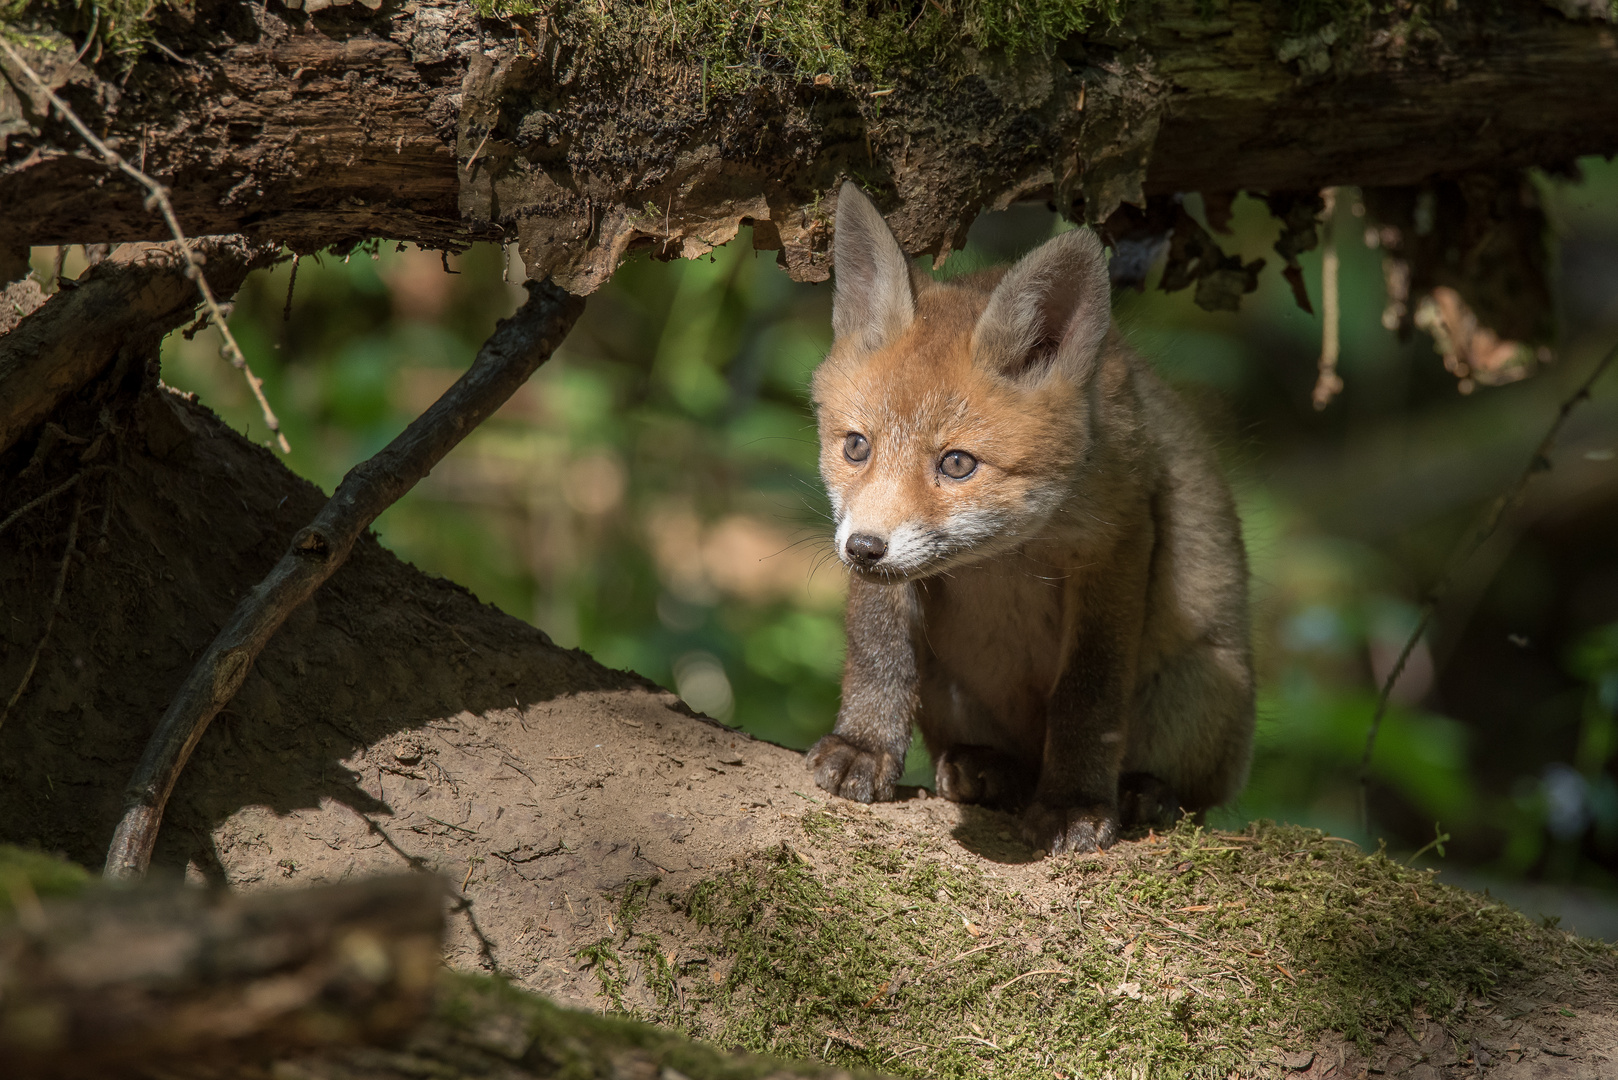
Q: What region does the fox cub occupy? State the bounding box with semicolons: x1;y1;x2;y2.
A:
805;183;1254;855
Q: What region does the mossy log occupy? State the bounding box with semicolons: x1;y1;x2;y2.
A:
0;861;883;1080
1;0;1615;294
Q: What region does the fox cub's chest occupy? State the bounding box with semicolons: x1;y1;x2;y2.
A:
913;552;1072;755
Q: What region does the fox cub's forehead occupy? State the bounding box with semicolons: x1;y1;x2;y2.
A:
813;285;989;420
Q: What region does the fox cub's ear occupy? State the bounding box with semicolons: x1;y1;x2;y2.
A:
831;182;916;351
972;227;1110;382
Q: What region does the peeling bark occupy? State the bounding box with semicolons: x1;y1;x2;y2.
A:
1;0;1614;295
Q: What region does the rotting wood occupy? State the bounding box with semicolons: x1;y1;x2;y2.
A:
102;278;585;881
0;238;282;458
0;874;445;1078
1;0;1614;294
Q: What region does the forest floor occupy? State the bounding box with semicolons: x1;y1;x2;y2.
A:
3;382;1617;1079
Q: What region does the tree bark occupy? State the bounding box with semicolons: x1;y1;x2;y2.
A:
1;0;1614;294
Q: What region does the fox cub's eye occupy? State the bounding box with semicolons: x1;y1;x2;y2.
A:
844;432;871;463
940;450;977;479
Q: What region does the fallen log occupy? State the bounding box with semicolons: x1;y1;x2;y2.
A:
2;0;1615;291
0;872;445;1077
0;862;896;1080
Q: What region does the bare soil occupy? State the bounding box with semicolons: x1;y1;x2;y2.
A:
3;380;1617;1078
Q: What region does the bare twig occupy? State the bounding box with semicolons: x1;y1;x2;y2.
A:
1358;339;1618;823
72;8;99;66
283;254;301;321
0;37;290;453
1;490;84;733
103;281;584;880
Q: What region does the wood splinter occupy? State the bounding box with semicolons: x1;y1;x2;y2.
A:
103;279;585;880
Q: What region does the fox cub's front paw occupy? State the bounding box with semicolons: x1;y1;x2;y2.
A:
1021;801;1119;855
806;734;900;803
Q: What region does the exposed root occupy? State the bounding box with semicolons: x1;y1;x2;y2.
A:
0;490;84;733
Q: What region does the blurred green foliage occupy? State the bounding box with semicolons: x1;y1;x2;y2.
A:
149;159;1618;890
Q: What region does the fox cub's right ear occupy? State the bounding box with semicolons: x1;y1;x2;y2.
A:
831;182;916;351
972;226;1111;383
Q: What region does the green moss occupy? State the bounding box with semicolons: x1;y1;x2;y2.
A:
0;844;91;916
630;819;1608;1078
0;0;170;57
436;971;854;1079
473;0;1121;92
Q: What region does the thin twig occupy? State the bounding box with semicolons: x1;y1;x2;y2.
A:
0;37;290;453
282;254;301;321
1;491;84;733
1358;339;1618;825
72;8;100;66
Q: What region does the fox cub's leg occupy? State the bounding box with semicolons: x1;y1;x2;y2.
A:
1023;533;1153;854
807;578;920;803
935;745;1031;809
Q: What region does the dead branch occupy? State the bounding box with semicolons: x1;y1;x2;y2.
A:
102;279;586;881
0;873;445;1078
0;239;281;458
1358;337;1618;814
1312;188;1343;411
0;38;290;453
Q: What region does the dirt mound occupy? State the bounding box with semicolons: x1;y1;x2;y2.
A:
0;379;641;880
4;377;1617;1079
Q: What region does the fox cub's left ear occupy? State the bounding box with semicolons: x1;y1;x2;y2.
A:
972;227;1110;382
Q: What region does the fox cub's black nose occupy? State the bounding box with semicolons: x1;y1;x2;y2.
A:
846;533;887;565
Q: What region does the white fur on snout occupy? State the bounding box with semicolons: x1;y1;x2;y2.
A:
835;506;1019;575
878;522;932;572
833;514;855;562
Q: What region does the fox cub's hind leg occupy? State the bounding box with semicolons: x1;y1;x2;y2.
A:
934;745;1032;808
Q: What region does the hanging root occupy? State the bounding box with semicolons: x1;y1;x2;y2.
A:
1312;187;1343;411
